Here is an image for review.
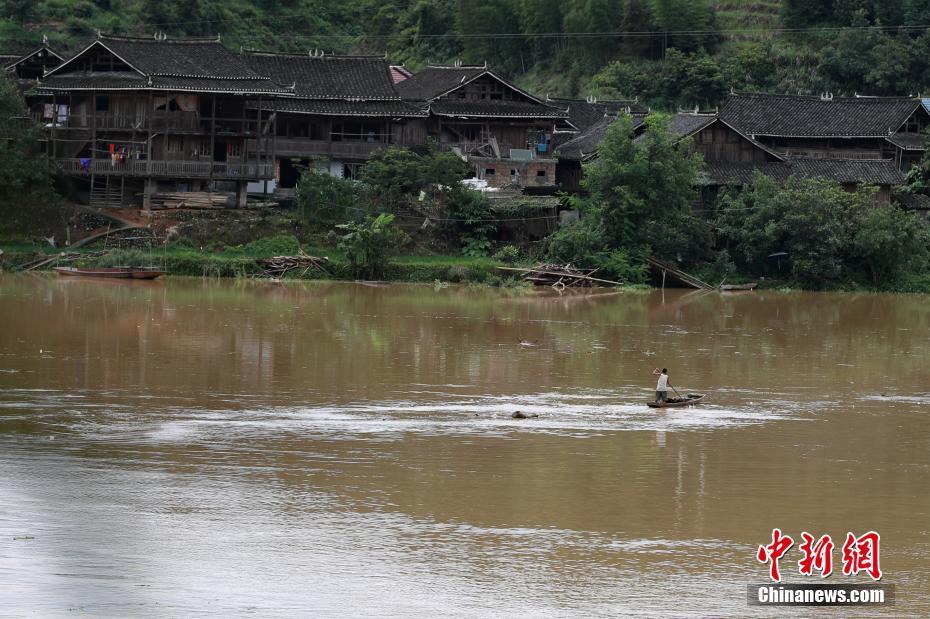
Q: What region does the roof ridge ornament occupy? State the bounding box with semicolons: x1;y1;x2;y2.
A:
453;59;462;68
820;92;833;101
586;95;596;104
42;34;48;45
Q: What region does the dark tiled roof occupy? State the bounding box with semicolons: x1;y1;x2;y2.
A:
430;100;567;118
241;51;399;99
3;45;63;70
557;115;646;161
546;96;648;130
789;157;904;184
886;132;925;150
395;65;487;100
669;113;717;138
40;73;286;94
720;92;924;137
700;158;904;187
260;98;427;117
632;113;716;145
42;35;288;94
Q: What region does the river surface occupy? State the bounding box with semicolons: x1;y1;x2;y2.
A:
0;274;928;617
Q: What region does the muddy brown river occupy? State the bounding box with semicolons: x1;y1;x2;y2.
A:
1;274;928;616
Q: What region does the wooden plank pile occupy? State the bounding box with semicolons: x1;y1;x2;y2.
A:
497;263;623;288
150;192;234;210
255;252;330;279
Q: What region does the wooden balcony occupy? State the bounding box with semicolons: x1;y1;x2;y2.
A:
48;113;264;135
255;138;390;159
56;158;274;180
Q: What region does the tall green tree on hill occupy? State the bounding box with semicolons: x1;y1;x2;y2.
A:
454;0;522;71
649;0;719;54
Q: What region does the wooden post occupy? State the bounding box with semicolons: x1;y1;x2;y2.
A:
90;89;97;161
209;95;216;182
241;94;248;166
662;269;667;290
271;98;277;188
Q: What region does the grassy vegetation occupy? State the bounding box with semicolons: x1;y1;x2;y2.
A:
0;237;513;285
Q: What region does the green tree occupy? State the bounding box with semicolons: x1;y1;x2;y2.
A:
359;145;470;210
714;175;919;288
781;0;834;29
577;113;704;262
0;75;59;236
850;203;930;286
455;0;522;72
649;0;719;54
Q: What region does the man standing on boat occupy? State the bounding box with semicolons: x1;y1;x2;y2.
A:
653;368;670;403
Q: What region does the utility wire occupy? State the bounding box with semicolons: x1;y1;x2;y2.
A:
28;18;930;40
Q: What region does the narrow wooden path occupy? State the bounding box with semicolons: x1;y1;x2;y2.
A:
646;257;713;289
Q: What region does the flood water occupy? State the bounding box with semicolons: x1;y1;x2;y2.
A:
1;274;929;616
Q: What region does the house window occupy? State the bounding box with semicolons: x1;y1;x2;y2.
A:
536;170;547;177
227;142;242;158
343;162;363;179
166;138;182;154
484;168;496;175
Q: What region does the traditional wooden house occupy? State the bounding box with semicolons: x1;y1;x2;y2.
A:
37;33;288;208
552;97;649;191
719;92;930;170
240;50;428;196
394;64;570;190
559;110;904;202
4;37;63;84
546;95;647;134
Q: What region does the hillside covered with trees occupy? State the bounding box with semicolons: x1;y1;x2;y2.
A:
5;1;930;109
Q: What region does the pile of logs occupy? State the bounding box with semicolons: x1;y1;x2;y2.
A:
497;263;623;288
255;252;330;279
149;192;234;210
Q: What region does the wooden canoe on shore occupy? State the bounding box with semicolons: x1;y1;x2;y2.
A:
647;393;706;408
720;282;757;291
54;266;165;280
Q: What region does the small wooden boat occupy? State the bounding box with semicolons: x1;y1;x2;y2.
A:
720;282;757;291
54;266;166;280
647;393;706;408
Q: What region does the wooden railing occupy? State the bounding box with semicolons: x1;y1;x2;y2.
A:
56;158;274;179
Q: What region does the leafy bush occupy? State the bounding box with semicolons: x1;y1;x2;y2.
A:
544;218;607;264
445;264;471;282
96;249;153;268
850;203;930;286
492;244;521;264
590;248;648;284
336;214;409;279
296;168;368;227
444;186;497;257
